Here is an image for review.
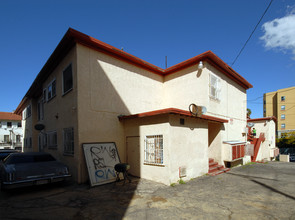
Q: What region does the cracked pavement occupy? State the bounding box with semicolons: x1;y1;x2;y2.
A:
1;161;295;220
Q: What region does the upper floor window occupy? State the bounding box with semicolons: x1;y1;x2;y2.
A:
281;114;285;120
281;123;286;129
281;105;285;111
281;96;285;101
37;99;44;121
209;73;221;101
17;122;22;127
7;122;12;128
47;79;56;101
63;64;73;95
23;105;32;119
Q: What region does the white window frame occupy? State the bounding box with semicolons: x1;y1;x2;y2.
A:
62;64;73;95
144;135;164;165
47;79;56;101
63;127;74;155
23;105;31;119
47;131;57;149
209;73;221;101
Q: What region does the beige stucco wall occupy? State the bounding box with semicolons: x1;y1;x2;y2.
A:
253;120;276;161
76;44;165;183
123;114;209;185
163;63;247;143
31;47;80;182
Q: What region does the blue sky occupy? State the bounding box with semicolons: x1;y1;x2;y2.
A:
0;0;294;119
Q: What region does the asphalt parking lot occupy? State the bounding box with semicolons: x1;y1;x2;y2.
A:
0;161;295;220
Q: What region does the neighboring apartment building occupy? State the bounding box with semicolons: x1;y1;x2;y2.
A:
0;112;22;150
15;28;253;185
263;86;295;138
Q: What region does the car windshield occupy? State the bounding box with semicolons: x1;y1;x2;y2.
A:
5;154;56;164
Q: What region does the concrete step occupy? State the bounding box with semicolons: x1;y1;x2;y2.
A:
208;158;230;176
209;161;218;167
208;168;231;176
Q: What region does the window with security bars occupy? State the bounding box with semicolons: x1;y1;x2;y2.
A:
210;73;221;101
63;127;74;155
144;135;163;165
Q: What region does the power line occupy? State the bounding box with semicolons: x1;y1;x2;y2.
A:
231;0;274;66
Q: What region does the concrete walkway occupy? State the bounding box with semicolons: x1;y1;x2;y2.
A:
0;161;295;219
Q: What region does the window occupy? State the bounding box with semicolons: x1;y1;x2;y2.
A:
7;122;12;128
4;135;9;143
281;123;286;129
43;89;47;103
281;114;285;120
16;135;21;143
144;135;163;165
63;64;73;95
23;105;31;119
47;131;57;149
281;105;285;110
37;99;44;121
17;122;22;127
210;73;221;101
281;96;285;101
63;127;74;155
47;79;56;101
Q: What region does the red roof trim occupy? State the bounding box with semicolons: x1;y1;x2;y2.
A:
248;116;277;123
0;112;22;121
118;108;228;123
15;28;253;114
68;28;252;89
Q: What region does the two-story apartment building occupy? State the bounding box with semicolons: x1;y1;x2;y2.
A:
264;86;295;138
0;112;22;150
15;28;252;185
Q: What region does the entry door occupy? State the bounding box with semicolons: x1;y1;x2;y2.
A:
126;136;140;177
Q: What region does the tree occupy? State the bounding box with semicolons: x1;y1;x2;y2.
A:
247;108;252;118
277;131;295;148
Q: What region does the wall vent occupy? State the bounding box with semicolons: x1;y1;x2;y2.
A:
179;166;187;178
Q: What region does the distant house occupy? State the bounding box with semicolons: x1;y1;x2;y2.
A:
0;112;23;150
247;117;278;162
15;28;253;185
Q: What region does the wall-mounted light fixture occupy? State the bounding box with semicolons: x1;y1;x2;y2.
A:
198;61;204;70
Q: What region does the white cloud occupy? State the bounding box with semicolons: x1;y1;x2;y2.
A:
260;13;295;58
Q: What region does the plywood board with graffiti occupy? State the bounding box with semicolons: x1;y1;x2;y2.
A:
83;142;121;186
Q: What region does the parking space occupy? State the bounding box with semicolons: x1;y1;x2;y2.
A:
1;161;295;220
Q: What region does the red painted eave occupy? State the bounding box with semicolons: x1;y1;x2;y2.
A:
248;116;277;123
68;28;252;89
118;108;228;123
